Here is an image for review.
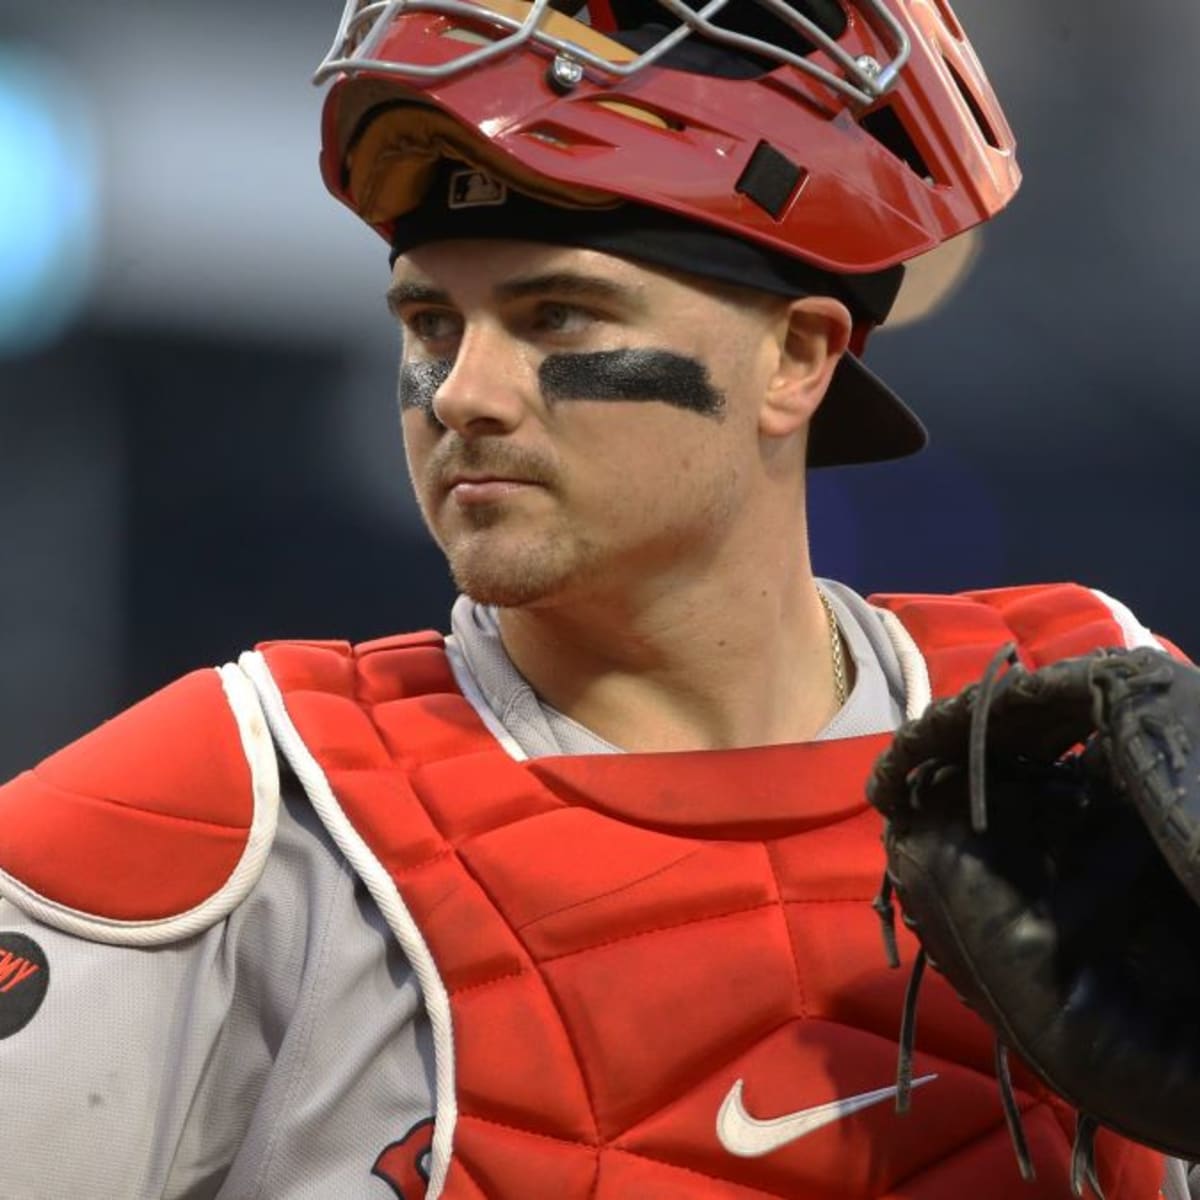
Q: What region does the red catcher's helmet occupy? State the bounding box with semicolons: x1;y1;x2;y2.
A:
316;0;1017;272
314;0;1020;464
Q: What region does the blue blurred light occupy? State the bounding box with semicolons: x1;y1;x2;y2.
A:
0;46;98;356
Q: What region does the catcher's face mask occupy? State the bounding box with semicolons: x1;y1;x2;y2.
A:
319;0;906;105
315;0;1020;464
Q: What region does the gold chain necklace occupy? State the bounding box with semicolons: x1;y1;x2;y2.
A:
817;588;848;708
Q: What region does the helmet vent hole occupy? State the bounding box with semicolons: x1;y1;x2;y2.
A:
441;26;494;46
592;99;681;130
860;105;937;185
524;124;575;148
931;0;964;40
942;55;1001;149
523;120;616;147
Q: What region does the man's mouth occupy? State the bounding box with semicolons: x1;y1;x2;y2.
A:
445;474;542;504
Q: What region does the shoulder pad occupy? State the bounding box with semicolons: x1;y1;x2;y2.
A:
869;582;1172;711
0;665;279;945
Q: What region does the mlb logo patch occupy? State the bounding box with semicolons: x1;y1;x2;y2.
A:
448;168;508;209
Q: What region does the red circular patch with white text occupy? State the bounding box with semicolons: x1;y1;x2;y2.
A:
0;932;49;1038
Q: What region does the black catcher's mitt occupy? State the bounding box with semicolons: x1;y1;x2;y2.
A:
867;645;1200;1195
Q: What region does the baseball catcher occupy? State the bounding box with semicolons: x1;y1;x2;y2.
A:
0;0;1194;1195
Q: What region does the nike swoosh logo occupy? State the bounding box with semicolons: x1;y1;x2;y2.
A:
716;1074;938;1158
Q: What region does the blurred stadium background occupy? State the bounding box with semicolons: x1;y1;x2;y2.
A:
2;0;1196;776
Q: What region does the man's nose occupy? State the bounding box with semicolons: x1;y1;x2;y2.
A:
432;328;531;437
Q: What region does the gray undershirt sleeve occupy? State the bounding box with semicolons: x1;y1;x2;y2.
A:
0;778;435;1200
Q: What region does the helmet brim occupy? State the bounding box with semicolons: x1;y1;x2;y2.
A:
810;353;927;468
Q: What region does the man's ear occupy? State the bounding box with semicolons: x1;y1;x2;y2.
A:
760;296;853;439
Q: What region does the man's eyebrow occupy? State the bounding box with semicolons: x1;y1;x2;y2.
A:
386;271;645;316
386;279;451;316
493;271;645;309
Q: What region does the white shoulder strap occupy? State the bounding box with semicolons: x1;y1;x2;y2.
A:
870;606;933;720
239;649;458;1199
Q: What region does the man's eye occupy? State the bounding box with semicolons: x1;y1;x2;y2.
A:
407;310;461;342
535;302;592;334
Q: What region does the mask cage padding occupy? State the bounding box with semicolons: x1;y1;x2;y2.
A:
860;104;938;185
607;0;847;75
707;0;846;63
611;23;769;77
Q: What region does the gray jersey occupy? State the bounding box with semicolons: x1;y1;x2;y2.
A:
0;584;1188;1198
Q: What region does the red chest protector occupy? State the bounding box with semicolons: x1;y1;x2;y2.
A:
251;583;1167;1200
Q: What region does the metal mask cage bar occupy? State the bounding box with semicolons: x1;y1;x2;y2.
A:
314;0;911;107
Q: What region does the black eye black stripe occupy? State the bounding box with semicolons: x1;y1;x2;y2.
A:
399;360;452;416
399;349;726;422
540;350;726;418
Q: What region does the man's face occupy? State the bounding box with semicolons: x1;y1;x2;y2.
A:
390;240;790;610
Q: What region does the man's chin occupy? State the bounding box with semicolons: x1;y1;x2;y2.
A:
456;579;553;609
443;531;597;609
449;558;565;609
